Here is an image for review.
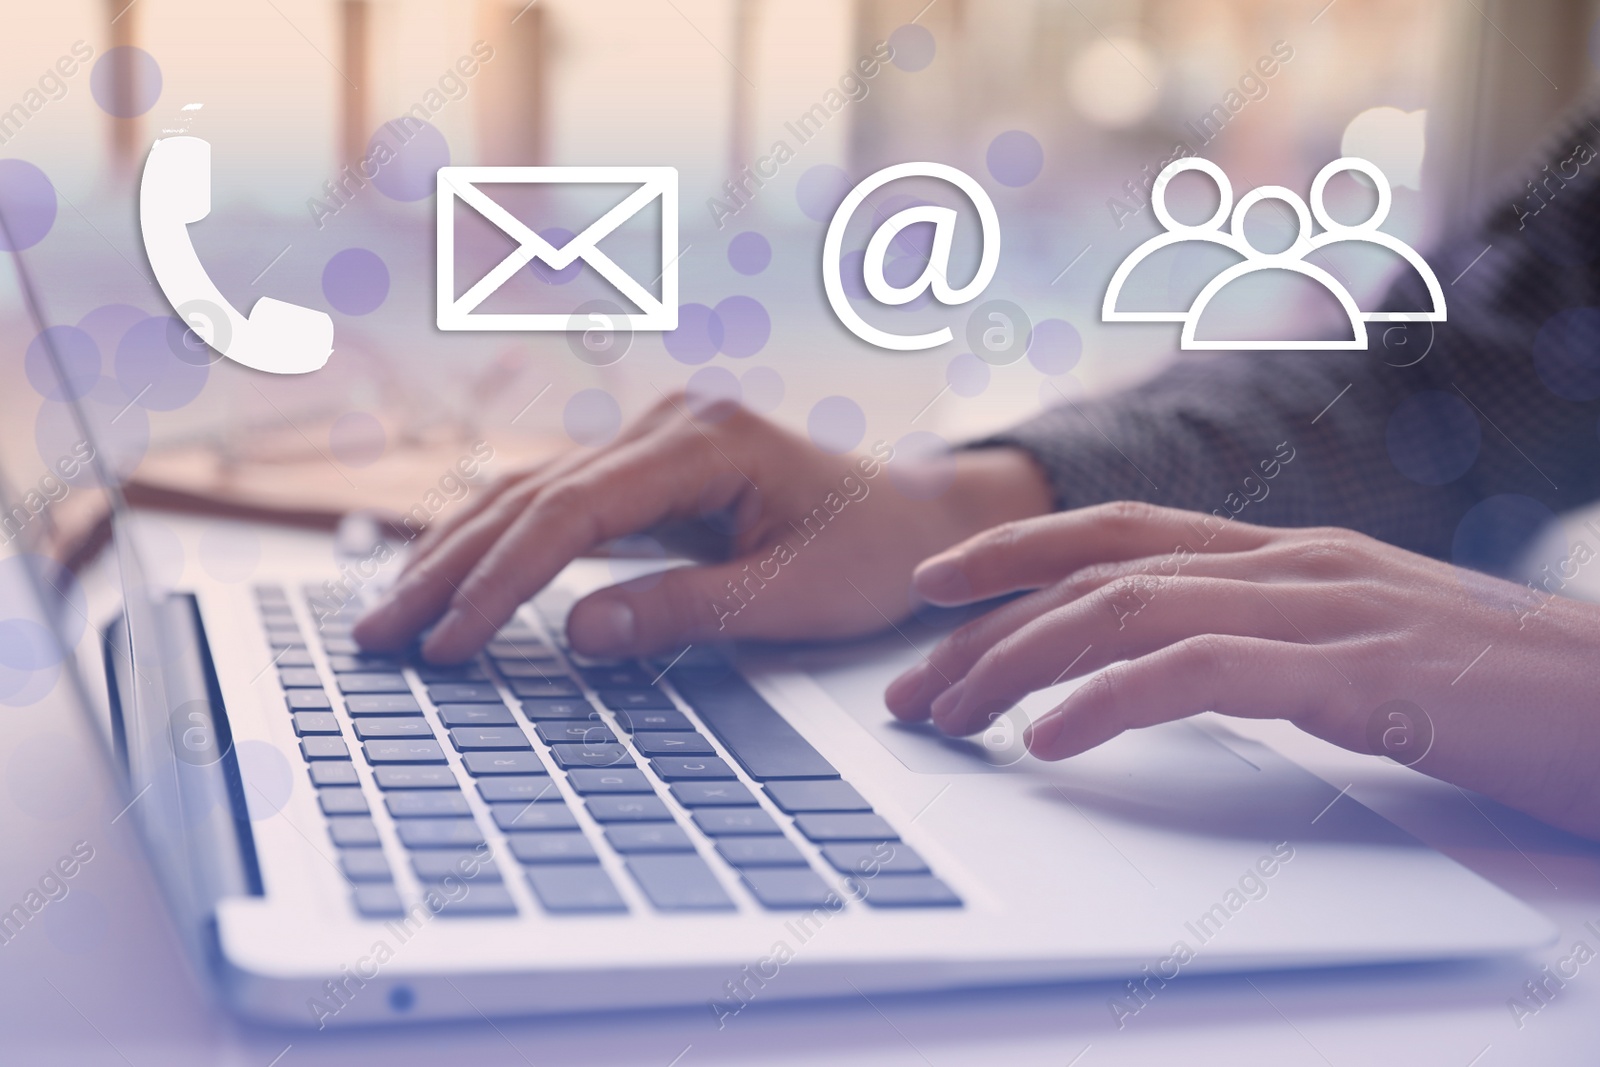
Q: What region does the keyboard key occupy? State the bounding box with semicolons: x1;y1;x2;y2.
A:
670;781;756;807
434;884;518;917
318;787;370;815
321;637;361;656
764;780;872;814
395;819;484;849
519;699;599;721
626;854;735;911
505;832;598;864
338;673;411;694
309;762;359;787
362;739;447;764
650;756;735;780
612;708;694;733
386;791;470;818
585;795;672;822
411;851;501;882
476;777;561;803
525;865;627;914
487;638;555;659
266;632;305;650
605;824;695;853
716;838;809;868
632;732;714;757
413;663;490;683
437;704;515;727
286;690;333;711
566;768;654;794
509;678;583;700
496;659;564;679
344;694;423;717
578;663;653;687
352;884;405;917
462;751;547;776
328;816;380;846
821;842;930;876
373;766;457;790
300;737;351;761
275;648;315;668
670;670;838;781
535;721;616;746
354;718;435;740
741;868;836;909
856;874;961;908
793;813;898;842
450;727;532;751
548;744;634;769
292;711;341;736
327;654;405;673
597;688;673;711
489;803;578;832
339;848;392;883
693;808;780;836
279;668;324;689
427;683;502;704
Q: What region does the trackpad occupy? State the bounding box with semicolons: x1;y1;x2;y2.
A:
775;630;1082;775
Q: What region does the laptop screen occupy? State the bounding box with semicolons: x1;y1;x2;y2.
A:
0;201;254;943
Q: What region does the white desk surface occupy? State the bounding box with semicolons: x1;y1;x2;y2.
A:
4;643;1599;1065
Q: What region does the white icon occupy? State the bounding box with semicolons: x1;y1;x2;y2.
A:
1102;156;1445;351
822;162;1001;351
141;137;334;374
436;167;678;332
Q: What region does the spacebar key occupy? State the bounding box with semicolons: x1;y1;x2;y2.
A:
668;670;837;781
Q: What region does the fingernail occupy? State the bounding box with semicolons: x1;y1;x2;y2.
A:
915;558;968;603
929;678;966;730
884;664;928;713
1025;711;1064;755
568;601;635;656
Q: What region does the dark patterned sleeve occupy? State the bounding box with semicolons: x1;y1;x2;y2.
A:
976;105;1600;567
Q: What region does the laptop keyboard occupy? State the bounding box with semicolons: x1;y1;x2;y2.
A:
251;583;961;920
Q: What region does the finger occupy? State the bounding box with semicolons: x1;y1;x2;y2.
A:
357;401;704;651
927;575;1316;736
565;545;877;658
400;462;545;571
391;393;682;584
913;501;1278;606
1024;635;1339;759
354;478;550;651
420;429;734;662
886;549;1273;720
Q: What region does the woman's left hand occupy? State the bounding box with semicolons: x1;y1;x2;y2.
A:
884;502;1600;841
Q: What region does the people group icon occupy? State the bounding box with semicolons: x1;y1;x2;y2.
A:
1102;156;1446;350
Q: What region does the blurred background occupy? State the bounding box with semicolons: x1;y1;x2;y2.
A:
2;0;1599;531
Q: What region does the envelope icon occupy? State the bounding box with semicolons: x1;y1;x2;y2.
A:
435;166;678;331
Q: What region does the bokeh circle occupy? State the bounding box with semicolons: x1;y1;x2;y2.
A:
1385;390;1480;486
90;47;162;117
564;388;623;447
807;396;866;455
728;231;771;275
322;248;390;315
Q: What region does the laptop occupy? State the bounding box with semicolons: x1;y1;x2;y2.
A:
1;223;1554;1030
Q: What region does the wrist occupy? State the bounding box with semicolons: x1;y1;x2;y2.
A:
934;446;1054;547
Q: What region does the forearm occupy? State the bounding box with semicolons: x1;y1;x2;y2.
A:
981;96;1600;563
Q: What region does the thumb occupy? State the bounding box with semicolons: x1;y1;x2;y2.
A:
565;558;786;658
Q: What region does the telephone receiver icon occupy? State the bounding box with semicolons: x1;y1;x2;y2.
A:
140;136;333;375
